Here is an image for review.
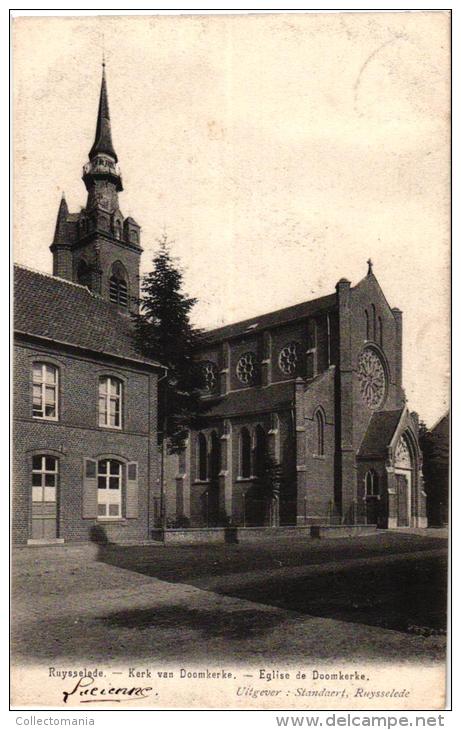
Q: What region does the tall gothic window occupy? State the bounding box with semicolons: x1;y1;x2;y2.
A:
240;427;252;479
77;259;92;289
115;220;122;240
315;409;325;456
378;316;383;347
197;433;208;481
210;431;221;481
365;470;379;497
253;425;267;478
109;262;129;308
365;309;370;340
371;304;377;342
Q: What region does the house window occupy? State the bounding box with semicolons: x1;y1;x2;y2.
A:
32;363;58;420
32;455;58;503
240;427;252;478
197;433;208;481
315;409;325;456
98;376;122;428
97;459;122;518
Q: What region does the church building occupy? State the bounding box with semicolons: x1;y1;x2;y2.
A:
13;65;427;545
169;263;427;531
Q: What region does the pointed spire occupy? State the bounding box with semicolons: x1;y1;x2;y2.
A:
52;193;69;245
89;62;118;162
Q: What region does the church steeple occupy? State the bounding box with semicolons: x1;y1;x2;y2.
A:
82;62;123;198
51;62;141;313
88;61;118;163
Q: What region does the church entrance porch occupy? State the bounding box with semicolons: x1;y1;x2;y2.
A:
357;408;427;531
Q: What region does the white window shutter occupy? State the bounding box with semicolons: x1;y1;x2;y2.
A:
126;461;139;519
83;458;98;518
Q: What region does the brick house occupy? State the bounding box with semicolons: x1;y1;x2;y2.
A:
13;65;163;545
167;263;427;530
13;64;427;544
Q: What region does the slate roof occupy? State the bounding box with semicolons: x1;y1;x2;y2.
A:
200;292;337;345
14;265;160;368
357;409;403;458
201;380;295;419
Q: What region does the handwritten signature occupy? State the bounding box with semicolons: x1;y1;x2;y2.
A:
62;675;153;704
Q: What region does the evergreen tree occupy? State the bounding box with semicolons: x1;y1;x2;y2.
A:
419;419;449;526
133;233;205;453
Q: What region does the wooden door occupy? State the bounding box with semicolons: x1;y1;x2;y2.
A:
396;473;409;527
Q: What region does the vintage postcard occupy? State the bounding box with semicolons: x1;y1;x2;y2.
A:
11;11;450;710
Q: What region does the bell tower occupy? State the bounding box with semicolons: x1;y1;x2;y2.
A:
50;62;142;313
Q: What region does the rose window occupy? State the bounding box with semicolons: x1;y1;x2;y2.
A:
236;352;257;385
278;342;301;376
201;361;218;392
358;348;387;410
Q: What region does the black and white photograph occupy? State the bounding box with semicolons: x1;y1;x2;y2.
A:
11;10;450;710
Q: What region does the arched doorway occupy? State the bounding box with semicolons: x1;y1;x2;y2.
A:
394;434;413;527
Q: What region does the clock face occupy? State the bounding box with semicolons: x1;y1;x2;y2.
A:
358;348;387;410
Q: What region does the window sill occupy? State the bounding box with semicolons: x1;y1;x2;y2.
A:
193;480;210;485
236;477;255;482
32;416;59;422
97;518;127;524
312;454;326;461
98;425;123;432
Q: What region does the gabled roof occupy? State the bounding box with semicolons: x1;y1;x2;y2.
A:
201;380;295;419
200;292;336;345
14;265;160;368
357;409;403;458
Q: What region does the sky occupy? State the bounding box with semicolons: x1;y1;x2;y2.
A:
13;12;450;427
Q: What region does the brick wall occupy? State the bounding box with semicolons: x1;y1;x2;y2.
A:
13;339;159;545
301;367;336;522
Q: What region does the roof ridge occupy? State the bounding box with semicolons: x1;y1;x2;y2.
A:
201;290;336;338
14;264;92;292
14;265;115;307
